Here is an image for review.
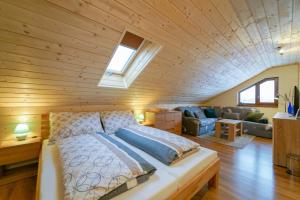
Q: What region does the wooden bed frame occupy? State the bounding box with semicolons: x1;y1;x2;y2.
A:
168;157;219;200
36;114;220;200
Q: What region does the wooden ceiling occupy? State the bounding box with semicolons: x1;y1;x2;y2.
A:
0;0;299;107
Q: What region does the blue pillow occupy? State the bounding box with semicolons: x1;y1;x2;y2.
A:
194;110;207;119
204;108;217;118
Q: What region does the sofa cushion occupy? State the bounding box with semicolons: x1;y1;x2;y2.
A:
204;108;217;118
245;112;264;122
194;111;207;119
222;107;259;120
190;107;206;119
199;118;218;127
223;112;241;120
214;107;223;118
184;109;195;118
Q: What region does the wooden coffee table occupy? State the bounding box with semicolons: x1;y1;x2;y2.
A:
215;119;243;141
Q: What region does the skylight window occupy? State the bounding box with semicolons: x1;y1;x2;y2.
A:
99;30;162;89
107;45;136;73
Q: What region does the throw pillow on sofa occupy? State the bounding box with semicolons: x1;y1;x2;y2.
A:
204;108;217;118
194;110;207;119
223;112;240;120
184;110;195;118
245;112;264;122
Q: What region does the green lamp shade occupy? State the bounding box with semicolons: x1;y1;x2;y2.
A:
135;113;145;122
14;123;29;140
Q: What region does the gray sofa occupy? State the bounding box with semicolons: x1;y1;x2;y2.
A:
175;106;272;138
175;106;219;136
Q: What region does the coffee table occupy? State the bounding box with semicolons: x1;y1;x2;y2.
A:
215;119;243;141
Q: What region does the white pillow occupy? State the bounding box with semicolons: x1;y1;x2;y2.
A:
49;112;104;142
100;111;138;135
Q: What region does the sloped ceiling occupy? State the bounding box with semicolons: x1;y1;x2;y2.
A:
0;0;300;107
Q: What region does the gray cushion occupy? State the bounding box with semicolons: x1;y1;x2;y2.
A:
223;112;241;120
222;107;260;120
190;107;206;119
199;118;218;127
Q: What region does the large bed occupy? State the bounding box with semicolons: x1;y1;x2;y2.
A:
36;112;220;200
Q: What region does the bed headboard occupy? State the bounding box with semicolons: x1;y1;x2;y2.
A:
41;114;50;139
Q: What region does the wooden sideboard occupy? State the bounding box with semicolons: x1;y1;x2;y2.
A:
145;110;182;135
273;112;300;167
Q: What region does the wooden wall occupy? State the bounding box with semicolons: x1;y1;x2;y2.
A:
1;0;300;141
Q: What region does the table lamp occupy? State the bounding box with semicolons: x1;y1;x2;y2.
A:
14;123;29;141
135;113;145;123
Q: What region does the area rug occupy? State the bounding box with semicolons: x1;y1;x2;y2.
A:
198;132;255;149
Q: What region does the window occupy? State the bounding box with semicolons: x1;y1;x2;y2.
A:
99;30;162;89
238;77;278;107
106;32;144;74
259;80;275;103
107;45;136;73
239;85;256;104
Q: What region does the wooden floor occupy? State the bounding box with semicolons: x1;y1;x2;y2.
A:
0;136;299;200
0;176;35;200
187;136;300;200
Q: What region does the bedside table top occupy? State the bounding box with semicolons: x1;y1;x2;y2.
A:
0;137;41;149
140;121;154;126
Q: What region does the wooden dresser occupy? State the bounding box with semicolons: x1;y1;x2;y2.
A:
145;110;182;135
273;112;300;167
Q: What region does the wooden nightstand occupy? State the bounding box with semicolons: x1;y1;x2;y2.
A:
0;137;41;185
145;110;182;135
140;121;154;127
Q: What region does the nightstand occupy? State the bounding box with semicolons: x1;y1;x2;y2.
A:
140;121;154;127
0;137;41;185
145;110;182;135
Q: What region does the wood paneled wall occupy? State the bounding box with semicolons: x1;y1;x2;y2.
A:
0;1;300;140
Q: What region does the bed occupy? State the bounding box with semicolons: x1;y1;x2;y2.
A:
36;112;220;200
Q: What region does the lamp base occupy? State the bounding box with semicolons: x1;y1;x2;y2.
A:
16;134;27;141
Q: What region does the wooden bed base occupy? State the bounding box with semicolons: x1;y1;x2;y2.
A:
168;157;220;200
35;151;42;200
36;114;220;200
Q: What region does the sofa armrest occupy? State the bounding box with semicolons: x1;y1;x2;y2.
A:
182;117;200;136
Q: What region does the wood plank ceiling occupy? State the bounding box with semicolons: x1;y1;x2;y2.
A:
0;0;299;107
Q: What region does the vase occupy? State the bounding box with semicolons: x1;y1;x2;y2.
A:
288;102;294;115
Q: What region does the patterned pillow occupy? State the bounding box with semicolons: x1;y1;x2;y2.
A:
49;112;104;142
100;111;138;135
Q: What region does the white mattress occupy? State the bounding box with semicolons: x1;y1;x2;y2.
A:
39;137;217;200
